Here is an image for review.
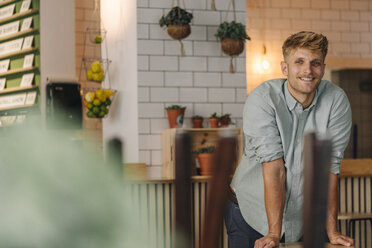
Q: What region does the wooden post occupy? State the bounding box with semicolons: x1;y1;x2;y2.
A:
303;133;332;248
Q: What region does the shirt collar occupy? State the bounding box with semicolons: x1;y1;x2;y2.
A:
284;80;319;111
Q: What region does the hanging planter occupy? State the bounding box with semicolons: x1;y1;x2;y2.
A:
159;6;193;56
215;21;251;73
83;88;116;118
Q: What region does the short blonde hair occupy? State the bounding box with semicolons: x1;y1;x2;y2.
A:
282;31;328;61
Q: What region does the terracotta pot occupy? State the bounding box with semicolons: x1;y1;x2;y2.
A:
197;153;214;175
221;38;244;56
167;24;191;40
209;118;219;128
166;108;185;128
192;119;203;128
220;118;230;127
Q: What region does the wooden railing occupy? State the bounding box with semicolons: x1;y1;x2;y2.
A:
124;159;372;248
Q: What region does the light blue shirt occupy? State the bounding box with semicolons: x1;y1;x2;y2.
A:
231;79;352;242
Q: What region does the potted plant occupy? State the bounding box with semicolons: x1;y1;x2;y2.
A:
165;105;186;128
215;21;251;73
194;146;215;176
209;112;220;128
191;115;204;128
220;113;232;127
159;6;193;56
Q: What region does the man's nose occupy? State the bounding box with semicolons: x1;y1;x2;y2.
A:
302;62;312;74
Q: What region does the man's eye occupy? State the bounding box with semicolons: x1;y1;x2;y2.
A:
295;60;303;64
312;61;321;66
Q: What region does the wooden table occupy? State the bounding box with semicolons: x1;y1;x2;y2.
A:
280;243;354;248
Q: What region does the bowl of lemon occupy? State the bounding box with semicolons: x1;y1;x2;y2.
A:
83;88;116;118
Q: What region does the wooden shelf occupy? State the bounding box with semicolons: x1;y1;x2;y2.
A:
0;9;38;25
0;0;19;8
0;104;38;116
0;28;37;43
0;85;37;95
0;47;37;60
0;66;37;77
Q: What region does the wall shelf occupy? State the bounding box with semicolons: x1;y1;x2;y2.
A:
0;47;37;60
0;9;38;25
0;85;37;95
0;0;19;8
0;104;38;116
0;66;37;77
0;28;37;43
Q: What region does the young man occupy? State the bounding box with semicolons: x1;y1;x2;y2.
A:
226;31;354;248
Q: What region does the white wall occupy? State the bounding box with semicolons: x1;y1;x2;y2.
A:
137;0;247;169
101;0;139;163
40;0;76;119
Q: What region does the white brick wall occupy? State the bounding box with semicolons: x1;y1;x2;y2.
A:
137;0;372;167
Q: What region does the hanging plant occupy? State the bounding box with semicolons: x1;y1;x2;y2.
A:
215;21;251;73
159;6;193;56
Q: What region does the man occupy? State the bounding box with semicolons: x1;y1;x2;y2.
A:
226;31;354;248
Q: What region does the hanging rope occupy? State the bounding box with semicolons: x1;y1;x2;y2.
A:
229;56;235;73
211;0;216;10
170;0;188;56
171;0;186;8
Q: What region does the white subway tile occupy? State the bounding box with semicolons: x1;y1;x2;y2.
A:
193;11;221;25
207;26;219;41
187;1;207;9
180;88;207;102
360;12;372;21
235;57;246;73
351;43;370;53
139;134;162;149
193;103;222;117
138;103;165;118
208;57;230;72
208;88;235;102
137;8;164;24
164;40;193;56
194;41;221;56
350;1;369;10
214;0;246;11
311;20;331;31
137;0;148;7
350;22;369;32
341;32;360;42
151;87;179;102
150;24;172;40
137;24;149;39
340;11;360;21
180;57;207;71
186;26;207;40
138;87;150;102
138;40;164;55
150;0;175;8
194;72;221;87
138;71;164;86
150;119;169;134
330;0;349;10
138;119;150;134
222;103;244;117
150;56;178;71
331;21;350;31
165;72;193;87
235;118;243;128
138;150;151;165
222;11;247;24
236;88;248;103
138;55;149;70
151;150;162;166
361;33;372;42
222;73;247;87
147;166;162;176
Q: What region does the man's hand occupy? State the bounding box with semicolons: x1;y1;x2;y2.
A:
254;233;280;248
328;231;354;247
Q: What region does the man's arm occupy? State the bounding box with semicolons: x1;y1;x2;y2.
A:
326;173;354;247
254;158;286;248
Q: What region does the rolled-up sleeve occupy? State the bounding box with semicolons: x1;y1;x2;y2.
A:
327;91;352;174
243;91;284;163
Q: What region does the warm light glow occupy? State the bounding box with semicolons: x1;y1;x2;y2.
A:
254;57;271;74
261;59;270;70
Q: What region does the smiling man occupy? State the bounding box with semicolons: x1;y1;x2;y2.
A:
225;31;354;248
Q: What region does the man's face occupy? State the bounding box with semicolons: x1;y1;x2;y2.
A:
281;48;325;101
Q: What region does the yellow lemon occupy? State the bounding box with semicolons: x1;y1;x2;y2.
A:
92;73;100;82
87;70;93;80
91;61;101;73
103;89;114;97
97;71;104;81
85;92;95;102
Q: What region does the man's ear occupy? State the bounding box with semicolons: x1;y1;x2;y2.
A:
281;61;288;76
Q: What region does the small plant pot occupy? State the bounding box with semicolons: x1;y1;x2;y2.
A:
221;38;244;56
166;108;185;128
192;119;203;128
197;153;214;176
167;24;191;40
209;118;219;128
220;118;230;127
